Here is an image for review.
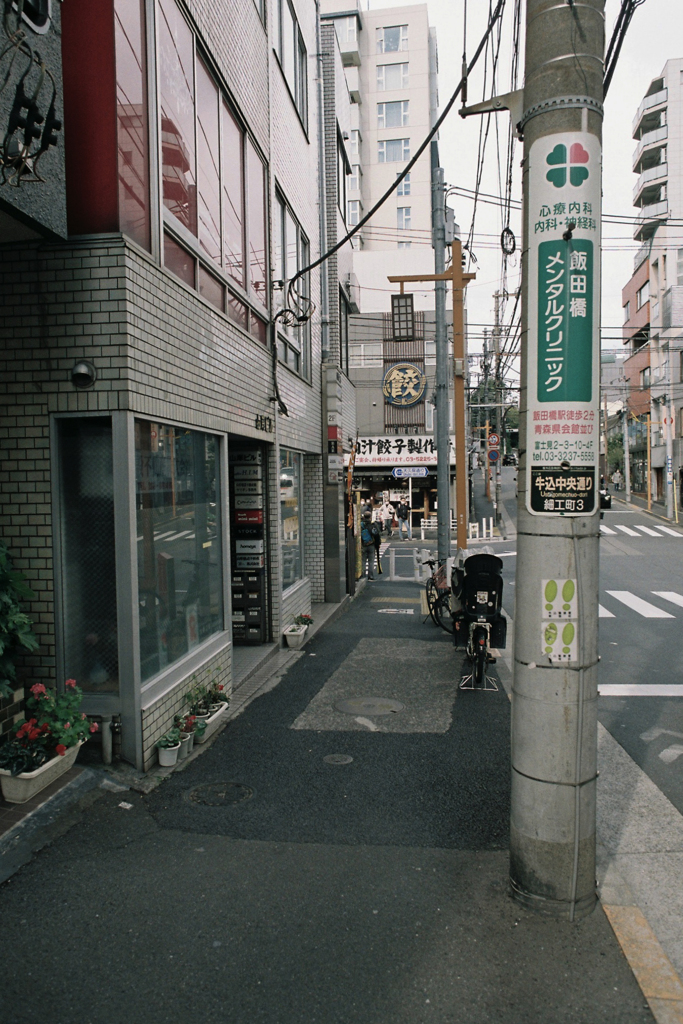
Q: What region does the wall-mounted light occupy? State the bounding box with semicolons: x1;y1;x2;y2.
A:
71;361;97;388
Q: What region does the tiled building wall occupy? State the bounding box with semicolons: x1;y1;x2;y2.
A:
140;645;232;771
304;454;325;602
281;577;312;633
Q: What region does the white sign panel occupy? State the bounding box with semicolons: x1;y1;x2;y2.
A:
350;436;455;466
526;131;601;517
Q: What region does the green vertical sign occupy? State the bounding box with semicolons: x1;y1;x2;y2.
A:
537;240;593;403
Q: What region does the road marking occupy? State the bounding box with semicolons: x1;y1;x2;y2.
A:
654;525;683;537
602;905;683;1023
371;597;419;604
659;745;683;764
652;591;683;609
599;604;615;618
600;684;683;696
600;524;618;535
377;608;414;615
634;524;663;537
605;591;675;618
641;727;683;743
354;716;378;732
164;530;192;541
498;551;517;557
154;531;176;540
615;525;640;537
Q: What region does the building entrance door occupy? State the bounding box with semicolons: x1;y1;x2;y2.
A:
229;442;270;645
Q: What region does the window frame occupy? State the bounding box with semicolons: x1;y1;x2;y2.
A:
376;24;408;53
397;171;411;196
280;448;305;593
275;0;308;127
274;189;311;380
378;138;410;163
157;1;270;335
347;199;361;226
377;100;409;129
337;128;350;217
397;206;411;230
636;281;649;309
376;62;409;91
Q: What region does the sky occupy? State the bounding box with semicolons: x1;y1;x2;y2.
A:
365;0;680;371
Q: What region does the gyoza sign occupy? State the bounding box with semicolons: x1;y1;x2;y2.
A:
526;132;601;517
351;436;455;466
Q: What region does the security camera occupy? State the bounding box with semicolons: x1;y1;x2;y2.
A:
71;361;97;388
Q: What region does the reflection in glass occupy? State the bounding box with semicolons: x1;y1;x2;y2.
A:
159;0;197;234
58;419;118;694
280;449;302;590
247;137;267;303
115;0;150;250
222;104;244;285
136;422;223;682
199;264;225;311
164;232;195;286
196;59;221;264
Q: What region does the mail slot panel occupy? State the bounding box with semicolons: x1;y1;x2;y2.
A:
231;589;246;608
246;607;262;623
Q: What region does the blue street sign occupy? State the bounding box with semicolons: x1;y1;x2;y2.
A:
488;449;500;463
391;467;430;479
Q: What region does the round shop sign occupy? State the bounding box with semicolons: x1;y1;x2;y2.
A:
382;362;427;407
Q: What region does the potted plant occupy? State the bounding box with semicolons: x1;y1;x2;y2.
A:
283;613;313;650
186;678;211;719
155;727;181;767
0;678;98;803
207;676;230;713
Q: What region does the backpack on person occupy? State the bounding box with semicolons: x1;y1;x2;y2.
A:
397;502;408;521
361;522;373;545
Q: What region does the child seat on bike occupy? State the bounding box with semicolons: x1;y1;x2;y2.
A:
451;551;506;648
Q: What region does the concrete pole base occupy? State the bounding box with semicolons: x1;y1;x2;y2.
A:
510;826;597;921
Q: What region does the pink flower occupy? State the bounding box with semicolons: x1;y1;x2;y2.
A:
55;744;67;756
64;722;71;729
65;678;77;689
30;683;47;697
81;713;87;720
89;723;99;734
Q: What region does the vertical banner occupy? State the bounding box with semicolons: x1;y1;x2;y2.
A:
526;133;601;516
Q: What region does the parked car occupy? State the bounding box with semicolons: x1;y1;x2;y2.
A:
502;452;518;466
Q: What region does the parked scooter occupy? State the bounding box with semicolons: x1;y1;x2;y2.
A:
451;550;507;690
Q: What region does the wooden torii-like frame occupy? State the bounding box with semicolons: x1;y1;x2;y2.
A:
388;238;476;550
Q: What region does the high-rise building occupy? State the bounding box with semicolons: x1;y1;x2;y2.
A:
622;58;683;504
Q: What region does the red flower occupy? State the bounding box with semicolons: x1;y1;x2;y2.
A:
55;744;67;756
89;723;99;733
218;685;224;691
65;678;77;689
30;683;47;697
40;723;50;733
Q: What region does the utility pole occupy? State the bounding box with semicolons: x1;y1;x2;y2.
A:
510;0;604;920
387;241;475;550
622;406;631;503
666;383;675;520
493;290;503;527
431;146;450;562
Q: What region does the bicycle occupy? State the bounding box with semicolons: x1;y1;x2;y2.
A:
422;556;454;634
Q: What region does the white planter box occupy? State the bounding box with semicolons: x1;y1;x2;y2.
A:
194;702;229;745
283;625;308;650
0;741;84;804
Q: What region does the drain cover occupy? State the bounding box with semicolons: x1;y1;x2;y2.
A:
334;697;405;716
323;754;354;765
186;782;253;807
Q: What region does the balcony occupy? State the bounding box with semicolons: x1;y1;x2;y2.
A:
634;199;668;241
633;125;668;173
633;161;667;205
633;240;651;273
632;88;667;138
345;66;361;103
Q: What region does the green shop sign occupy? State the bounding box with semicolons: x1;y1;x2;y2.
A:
537;239;593;403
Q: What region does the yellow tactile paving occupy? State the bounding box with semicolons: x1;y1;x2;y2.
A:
370;596;420;604
603;904;683;1024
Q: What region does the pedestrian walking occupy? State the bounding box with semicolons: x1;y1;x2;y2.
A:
396;499;412;540
380;500;395;538
360;512;380;581
612;468;623;492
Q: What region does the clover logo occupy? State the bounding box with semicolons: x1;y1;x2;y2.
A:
546;142;589;188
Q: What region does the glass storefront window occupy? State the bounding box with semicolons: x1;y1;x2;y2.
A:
159;0;197;234
58;418;118;694
280;449;303;590
135;422;223;682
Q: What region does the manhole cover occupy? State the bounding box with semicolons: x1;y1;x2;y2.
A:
185;782;253;807
323;754;354;765
334;697;405;716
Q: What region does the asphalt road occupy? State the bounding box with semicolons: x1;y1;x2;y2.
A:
492;467;683;818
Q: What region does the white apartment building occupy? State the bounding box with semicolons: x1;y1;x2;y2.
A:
321;0;439;313
622;58;683;504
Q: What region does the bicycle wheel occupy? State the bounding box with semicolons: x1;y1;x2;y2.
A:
425;578;440;627
472;627;487;687
432;590;455;633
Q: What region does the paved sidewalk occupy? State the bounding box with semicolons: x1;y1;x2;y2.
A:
0;575;656;1024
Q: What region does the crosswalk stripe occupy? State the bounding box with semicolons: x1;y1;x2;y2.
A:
615;525;640;537
600;684;683;697
163;530;192;541
654;525;683;537
652;591;683;609
605;590;675;618
599;604;615;618
633;524;662;537
154;531;176;540
600;525;617;535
